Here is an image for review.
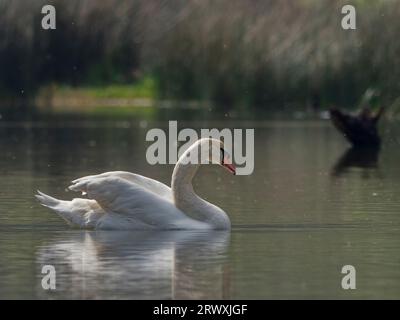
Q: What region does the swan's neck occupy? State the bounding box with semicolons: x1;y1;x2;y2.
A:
171;161;230;229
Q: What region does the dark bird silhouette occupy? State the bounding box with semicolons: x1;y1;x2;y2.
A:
329;106;385;148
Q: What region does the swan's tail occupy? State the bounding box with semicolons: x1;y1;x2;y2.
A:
35;190;62;209
35;190;102;228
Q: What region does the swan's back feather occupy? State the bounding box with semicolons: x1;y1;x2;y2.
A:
71;171;172;202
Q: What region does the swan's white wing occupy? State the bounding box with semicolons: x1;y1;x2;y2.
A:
69;176;207;230
71;171;172;202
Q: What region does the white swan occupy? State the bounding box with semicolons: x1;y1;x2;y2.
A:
35;138;236;230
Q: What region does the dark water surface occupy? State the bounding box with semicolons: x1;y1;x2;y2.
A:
1;118;400;299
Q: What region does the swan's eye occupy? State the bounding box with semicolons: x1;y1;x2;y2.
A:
220;147;225;164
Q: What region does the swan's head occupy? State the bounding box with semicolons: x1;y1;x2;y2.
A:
196;138;236;175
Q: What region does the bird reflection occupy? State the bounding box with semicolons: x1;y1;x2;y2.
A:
332;147;380;178
36;230;230;299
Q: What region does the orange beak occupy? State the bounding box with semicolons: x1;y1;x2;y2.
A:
222;157;236;175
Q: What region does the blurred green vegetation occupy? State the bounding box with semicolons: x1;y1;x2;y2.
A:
84;79;155;99
1;0;400;112
53;76;156;99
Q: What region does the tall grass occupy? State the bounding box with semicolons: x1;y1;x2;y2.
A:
1;0;400;110
145;0;400;109
0;0;142;95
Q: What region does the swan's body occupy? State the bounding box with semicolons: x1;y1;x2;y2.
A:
36;138;235;230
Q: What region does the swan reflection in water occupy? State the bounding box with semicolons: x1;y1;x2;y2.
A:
36;230;230;299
